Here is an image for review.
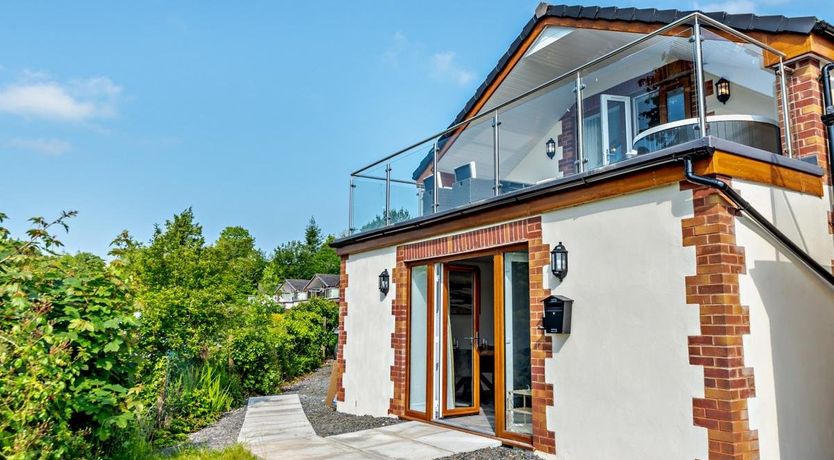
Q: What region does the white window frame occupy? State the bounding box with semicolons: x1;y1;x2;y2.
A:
600;94;633;164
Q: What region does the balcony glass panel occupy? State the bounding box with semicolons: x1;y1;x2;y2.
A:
496;75;578;191
345;15;796;234
351;163;387;233
434;115;495;213
580;27;695;169
389;138;435;223
698;25;783;154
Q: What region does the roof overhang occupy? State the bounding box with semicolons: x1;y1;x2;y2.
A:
333;137;824;254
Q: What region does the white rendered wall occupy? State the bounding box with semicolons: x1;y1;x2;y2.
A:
337;246;398;417
540;184;708;459
734;181;834;459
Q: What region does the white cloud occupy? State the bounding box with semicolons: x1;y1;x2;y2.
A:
0;72;122;122
7;137;72;156
382;32;475;87
431;51;475;86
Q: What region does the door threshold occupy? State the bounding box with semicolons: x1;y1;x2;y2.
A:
434;417;494;437
398;414;533;450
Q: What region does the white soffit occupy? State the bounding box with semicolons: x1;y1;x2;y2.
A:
523;26;575;58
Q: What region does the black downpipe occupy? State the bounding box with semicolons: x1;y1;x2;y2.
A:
823;63;834;182
683;157;834;288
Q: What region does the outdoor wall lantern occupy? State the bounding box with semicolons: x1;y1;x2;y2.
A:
716;78;731;104
378;269;390;295
545;138;557;159
550;242;568;281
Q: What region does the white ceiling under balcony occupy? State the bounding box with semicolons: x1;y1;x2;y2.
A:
437;25;777;179
477;27;646;114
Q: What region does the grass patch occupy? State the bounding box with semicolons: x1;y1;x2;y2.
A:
164;445;257;460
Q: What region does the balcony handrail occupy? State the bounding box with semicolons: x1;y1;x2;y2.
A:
350;12;786;176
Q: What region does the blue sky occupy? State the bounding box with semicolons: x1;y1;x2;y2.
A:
1;0;830;255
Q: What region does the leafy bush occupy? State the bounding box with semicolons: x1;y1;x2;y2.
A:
289;297;339;357
228;321;285;396
0;212;139;459
1;209;340;457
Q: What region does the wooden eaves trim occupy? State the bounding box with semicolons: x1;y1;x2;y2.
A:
336;151;823;256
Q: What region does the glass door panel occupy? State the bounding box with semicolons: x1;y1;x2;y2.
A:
443;266;479;416
601;95;633;165
503;251;532;435
408;265;432;416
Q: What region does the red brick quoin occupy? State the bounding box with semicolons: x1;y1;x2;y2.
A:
389;217;556;454
682;180;758;459
335;255;348;402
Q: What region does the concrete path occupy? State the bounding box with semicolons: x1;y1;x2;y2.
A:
237;394;501;459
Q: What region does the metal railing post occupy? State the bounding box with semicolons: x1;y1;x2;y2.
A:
432;140;439;213
493;111;500;195
348;177;355;234
778;57;794;158
575;72;586;173
692;18;708;137
385;163;391;225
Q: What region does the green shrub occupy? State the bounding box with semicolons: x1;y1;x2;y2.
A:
146;358;238;447
228;323;285;396
290;298;338;357
0;213;139;459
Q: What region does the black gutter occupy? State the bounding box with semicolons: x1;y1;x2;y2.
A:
682;157;834;288
822;63;834;182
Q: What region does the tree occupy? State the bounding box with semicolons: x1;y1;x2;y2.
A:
263;219;340;283
360;208;411;232
114;210;260;363
304;217;322;250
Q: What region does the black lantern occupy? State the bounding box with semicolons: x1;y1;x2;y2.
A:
550;242;568;280
379;269;390;295
716;78;731;104
545;138;557;159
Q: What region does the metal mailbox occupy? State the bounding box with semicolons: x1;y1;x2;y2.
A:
542;295;573;334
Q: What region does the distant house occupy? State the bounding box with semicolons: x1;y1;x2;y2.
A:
304;274;340;300
277;274;339;307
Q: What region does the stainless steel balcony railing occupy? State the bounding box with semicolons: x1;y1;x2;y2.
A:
347;13;792;235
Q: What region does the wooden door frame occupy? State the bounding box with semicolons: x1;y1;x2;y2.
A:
441;264;481;417
404;263;435;420
401;242;533;444
493;251;534;444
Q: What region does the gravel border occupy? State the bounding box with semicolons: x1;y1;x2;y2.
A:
439;446;539;459
186;360;539;459
186;406;247;450
282;360;403;437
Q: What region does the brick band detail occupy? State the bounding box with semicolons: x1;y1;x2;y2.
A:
390;218;556;453
336;256;348;402
682;180;758;459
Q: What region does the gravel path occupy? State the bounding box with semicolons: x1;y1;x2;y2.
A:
439;446;539;459
282;360;402;437
187;360;538;459
186;406;246;450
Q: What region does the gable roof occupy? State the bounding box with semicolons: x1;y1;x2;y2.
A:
303;274;340;291
281;279;309;292
447;3;833;132
411;3;834;180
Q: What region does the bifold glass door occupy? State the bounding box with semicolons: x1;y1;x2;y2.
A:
407;265;433;417
443;266;480;416
502;251;532;435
